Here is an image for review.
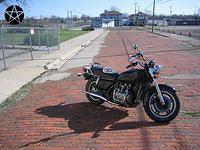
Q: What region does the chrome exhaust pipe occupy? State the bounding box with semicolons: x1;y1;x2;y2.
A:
82;91;118;105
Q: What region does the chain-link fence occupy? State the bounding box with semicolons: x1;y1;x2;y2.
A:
0;25;60;71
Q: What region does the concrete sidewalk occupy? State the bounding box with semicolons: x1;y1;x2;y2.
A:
0;29;104;103
146;29;200;47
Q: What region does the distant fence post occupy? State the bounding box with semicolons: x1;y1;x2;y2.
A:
37;22;41;47
46;28;50;54
57;21;60;50
0;26;7;70
29;28;34;60
189;32;191;37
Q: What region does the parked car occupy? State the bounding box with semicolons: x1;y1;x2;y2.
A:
82;26;95;31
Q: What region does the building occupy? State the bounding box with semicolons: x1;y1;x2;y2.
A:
102;19;115;28
166;19;200;26
91;17;102;28
100;10;123;27
129;12;148;26
147;20;168;26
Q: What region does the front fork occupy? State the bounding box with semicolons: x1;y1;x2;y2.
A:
152;79;165;105
149;68;165;105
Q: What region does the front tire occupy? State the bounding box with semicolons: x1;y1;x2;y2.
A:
144;85;180;123
85;78;104;105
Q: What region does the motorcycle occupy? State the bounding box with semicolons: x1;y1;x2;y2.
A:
77;45;180;123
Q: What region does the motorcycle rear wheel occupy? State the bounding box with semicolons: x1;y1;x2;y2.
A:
85;78;104;105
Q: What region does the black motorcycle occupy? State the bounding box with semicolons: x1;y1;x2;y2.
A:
78;46;180;123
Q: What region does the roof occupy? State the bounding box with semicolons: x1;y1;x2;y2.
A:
129;12;148;18
100;11;123;16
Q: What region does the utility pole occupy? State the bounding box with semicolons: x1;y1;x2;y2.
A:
67;10;69;19
134;2;137;14
134;2;137;26
194;6;197;15
198;7;200;16
138;5;140;13
170;6;172;16
152;0;156;32
70;10;73;19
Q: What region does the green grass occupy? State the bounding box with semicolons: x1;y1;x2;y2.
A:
182;112;200;117
0;76;38;111
3;33;26;45
60;30;91;43
2;29;91;45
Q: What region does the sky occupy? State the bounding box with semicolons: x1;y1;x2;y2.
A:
0;0;200;19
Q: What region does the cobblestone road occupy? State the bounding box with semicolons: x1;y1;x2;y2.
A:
0;29;199;150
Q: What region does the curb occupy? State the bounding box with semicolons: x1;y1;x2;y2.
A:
44;30;104;70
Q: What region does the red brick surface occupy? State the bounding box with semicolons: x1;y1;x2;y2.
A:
0;30;199;149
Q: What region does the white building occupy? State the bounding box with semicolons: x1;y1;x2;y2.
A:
100;10;123;27
102;19;115;28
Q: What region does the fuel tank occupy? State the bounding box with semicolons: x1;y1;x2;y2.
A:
117;69;149;83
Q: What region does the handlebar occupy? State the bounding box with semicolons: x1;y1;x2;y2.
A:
126;62;138;69
130;51;144;58
128;51;147;68
129;51;145;62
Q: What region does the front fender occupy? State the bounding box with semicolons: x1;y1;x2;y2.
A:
142;84;176;106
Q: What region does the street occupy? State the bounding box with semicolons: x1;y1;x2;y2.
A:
0;29;200;149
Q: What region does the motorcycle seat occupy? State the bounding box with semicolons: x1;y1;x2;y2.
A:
92;64;119;80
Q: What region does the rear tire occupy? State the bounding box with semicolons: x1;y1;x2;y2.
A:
144;85;180;123
85;78;104;105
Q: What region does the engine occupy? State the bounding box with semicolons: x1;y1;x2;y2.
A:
113;83;134;105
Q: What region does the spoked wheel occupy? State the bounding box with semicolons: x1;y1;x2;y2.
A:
144;86;180;123
85;78;104;105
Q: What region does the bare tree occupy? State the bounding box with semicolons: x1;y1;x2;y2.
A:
0;0;28;6
109;6;120;11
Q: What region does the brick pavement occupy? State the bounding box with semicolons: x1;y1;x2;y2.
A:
0;29;199;150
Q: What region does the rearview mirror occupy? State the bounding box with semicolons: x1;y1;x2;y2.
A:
133;44;138;50
139;51;144;55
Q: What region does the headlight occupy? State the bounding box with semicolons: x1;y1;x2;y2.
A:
153;65;163;79
153;65;162;74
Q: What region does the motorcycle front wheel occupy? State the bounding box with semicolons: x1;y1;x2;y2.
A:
144;85;180;123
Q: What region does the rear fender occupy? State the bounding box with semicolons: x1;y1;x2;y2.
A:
83;73;93;80
82;66;95;80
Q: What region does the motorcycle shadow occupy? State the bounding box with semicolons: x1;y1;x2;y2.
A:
19;102;168;148
35;102;167;138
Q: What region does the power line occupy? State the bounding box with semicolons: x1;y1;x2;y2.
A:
144;0;161;10
144;0;173;10
157;0;173;4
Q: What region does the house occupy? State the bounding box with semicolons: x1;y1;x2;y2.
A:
91;17;102;28
129;12;148;26
100;10;123;27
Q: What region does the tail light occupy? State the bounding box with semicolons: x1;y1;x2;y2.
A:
82;67;86;72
